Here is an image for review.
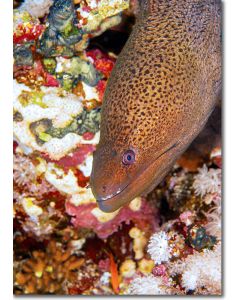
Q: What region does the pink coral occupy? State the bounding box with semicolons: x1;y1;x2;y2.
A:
98;258;110;272
179;211;195;226
44;144;96;170
65;198;159;239
152;265;169;284
152;265;167;277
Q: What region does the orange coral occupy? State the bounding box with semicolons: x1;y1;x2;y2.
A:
15;241;84;294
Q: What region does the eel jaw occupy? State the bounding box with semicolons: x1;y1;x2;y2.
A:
93;184;131;213
97;197;126;213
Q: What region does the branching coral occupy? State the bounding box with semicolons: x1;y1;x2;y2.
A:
15;241;84;294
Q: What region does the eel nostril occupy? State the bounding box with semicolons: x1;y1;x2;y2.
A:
102;185;107;193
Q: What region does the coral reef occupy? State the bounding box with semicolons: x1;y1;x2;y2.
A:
124;148;222;295
66;196;158;238
169;243;221;294
19;0;54;18
15;241;85;294
127;274;173;295
13;0;222;296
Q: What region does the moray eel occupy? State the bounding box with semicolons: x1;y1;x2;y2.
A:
90;0;222;212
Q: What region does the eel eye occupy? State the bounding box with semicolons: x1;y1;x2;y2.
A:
122;150;135;165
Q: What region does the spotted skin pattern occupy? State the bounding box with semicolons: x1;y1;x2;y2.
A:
90;0;222;212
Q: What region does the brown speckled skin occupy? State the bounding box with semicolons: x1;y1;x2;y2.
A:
90;0;222;212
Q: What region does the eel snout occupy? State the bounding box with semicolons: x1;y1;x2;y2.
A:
90;142;181;213
90;146;134;212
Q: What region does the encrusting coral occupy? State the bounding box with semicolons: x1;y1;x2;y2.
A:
19;0;54;18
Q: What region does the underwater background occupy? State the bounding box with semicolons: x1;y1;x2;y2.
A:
13;0;221;295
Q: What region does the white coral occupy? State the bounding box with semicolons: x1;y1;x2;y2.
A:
22;219;53;237
13;81;99;160
169;243;221;294
14;154;37;187
99;272;111;285
77;0;129;33
193;165;221;198
14;154;56;195
20;0;53;18
205;206;222;240
147;231;171;264
127;274;170;295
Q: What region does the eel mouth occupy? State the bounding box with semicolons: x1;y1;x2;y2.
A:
96;182;131;212
95;185;129;201
95;142;179;213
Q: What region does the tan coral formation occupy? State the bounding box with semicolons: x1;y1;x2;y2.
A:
15;241;84;294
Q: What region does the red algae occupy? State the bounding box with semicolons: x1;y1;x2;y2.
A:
66;198;159;239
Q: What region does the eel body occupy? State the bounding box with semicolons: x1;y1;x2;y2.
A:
90;0;222;212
